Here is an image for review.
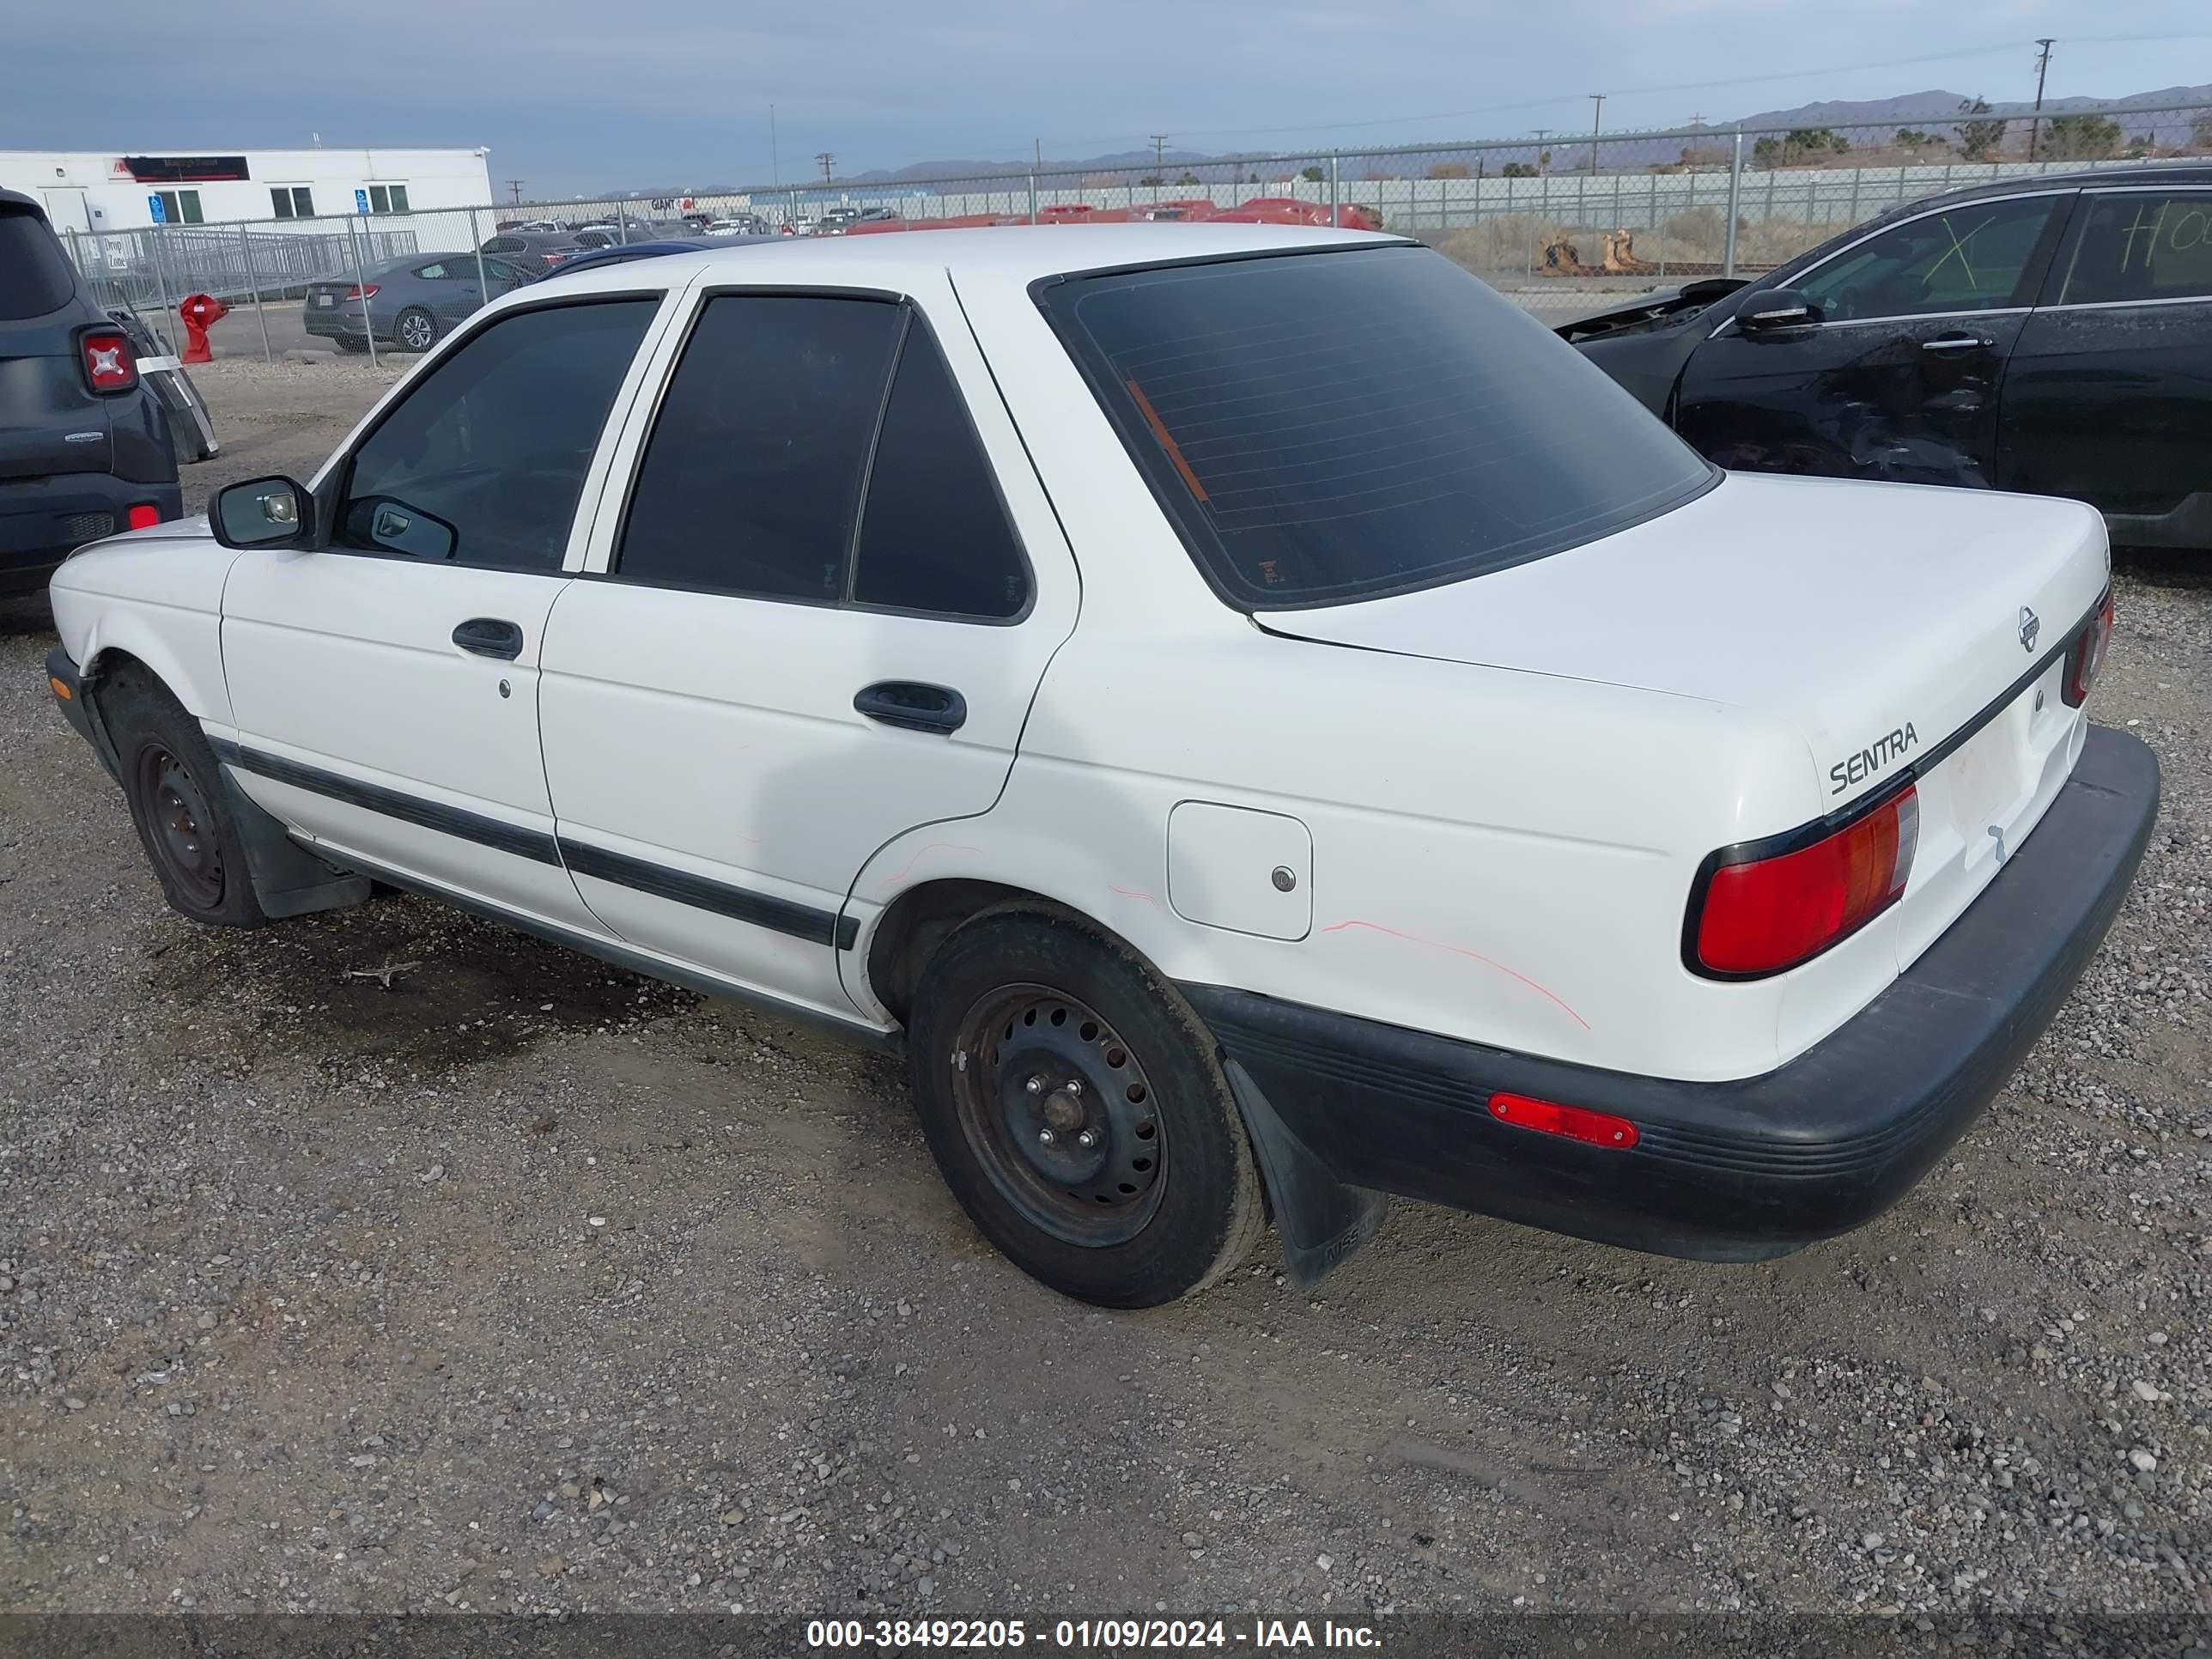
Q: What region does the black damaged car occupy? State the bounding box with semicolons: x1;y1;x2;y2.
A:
1560;163;2212;553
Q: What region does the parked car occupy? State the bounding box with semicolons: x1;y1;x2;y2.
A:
708;216;770;237
784;216;821;237
304;253;538;354
43;227;2157;1308
1562;163;2212;552
477;231;588;272
0;188;187;595
817;206;897;232
526;237;774;283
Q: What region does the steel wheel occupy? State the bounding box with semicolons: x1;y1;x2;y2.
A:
396;308;437;352
950;983;1166;1248
133;741;224;910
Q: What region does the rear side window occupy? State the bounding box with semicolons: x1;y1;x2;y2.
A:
1038;245;1713;609
0;210;79;320
618;295;904;600
852;326;1028;617
2057;192;2212;305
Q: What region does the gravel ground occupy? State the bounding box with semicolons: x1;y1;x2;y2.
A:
1;360;2209;1631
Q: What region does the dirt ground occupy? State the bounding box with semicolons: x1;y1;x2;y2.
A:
1;358;2209;1633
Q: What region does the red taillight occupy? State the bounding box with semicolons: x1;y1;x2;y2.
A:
2063;590;2114;708
125;503;161;531
82;330;137;393
341;283;380;300
1489;1092;1639;1148
1692;787;1920;978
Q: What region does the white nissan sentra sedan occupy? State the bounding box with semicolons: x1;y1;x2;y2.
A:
44;226;2159;1308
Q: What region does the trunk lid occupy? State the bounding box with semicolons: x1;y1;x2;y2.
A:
1264;471;2111;966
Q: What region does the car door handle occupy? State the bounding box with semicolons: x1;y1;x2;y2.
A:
452;617;525;659
854;681;967;734
1922;332;1994;352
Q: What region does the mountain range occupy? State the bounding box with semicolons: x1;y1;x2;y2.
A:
835;83;2212;185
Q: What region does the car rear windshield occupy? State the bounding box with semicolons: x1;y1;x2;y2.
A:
0;208;79;320
1036;244;1716;609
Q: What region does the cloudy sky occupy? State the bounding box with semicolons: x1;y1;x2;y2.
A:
8;0;2210;192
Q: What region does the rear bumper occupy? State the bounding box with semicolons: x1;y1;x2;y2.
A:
1185;725;2160;1263
0;474;183;592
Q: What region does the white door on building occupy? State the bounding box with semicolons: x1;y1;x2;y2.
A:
39;189;92;234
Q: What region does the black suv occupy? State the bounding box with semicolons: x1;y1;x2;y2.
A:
1;188;184;595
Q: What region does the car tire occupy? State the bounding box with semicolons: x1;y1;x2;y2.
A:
393;308;439;354
905;908;1267;1308
105;670;270;930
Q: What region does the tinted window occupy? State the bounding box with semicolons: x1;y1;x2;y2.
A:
852;328;1027;617
1038;245;1713;609
338;300;655;572
1796;195;2058;322
483;237;521;255
617;295;903;599
2058;192;2212;304
0;210;78;319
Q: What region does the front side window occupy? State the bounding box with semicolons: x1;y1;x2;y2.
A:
616;295;905;600
1037;244;1714;609
2057;192;2212;305
336;299;656;572
1796;195;2060;323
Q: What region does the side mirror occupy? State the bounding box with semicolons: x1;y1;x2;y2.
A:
1738;288;1822;334
211;476;314;549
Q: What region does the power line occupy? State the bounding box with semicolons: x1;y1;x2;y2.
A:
2029;38;2056;161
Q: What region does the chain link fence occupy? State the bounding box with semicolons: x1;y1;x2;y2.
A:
66;99;2212;359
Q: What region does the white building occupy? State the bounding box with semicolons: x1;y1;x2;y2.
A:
0;147;495;232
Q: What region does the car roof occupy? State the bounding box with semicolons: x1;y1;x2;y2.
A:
548;222;1401;288
1901;159;2212;207
0;186;40;215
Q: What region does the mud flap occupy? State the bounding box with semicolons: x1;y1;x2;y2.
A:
1224;1056;1388;1286
212;762;373;920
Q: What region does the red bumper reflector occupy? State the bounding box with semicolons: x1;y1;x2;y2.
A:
126;503;161;530
1488;1092;1639;1149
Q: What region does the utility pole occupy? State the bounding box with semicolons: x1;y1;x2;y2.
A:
1150;133;1168;206
505;179;524;208
1589;94;1606;173
816;152;835;187
1533;129;1552;175
2029;38;2056;161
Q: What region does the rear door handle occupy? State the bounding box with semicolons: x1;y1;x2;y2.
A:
854;680;967;734
453;617;525;659
1922;332;1994;352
